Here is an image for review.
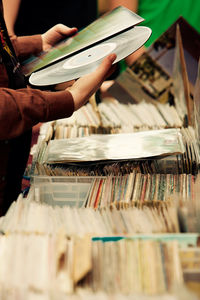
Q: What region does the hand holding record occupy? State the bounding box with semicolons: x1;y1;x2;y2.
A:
41;24;78;51
67;53;117;110
27;7;152;86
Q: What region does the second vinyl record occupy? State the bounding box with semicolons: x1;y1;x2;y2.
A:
29;26;151;86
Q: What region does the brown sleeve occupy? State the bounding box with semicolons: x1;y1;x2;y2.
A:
10;34;43;59
0;88;74;140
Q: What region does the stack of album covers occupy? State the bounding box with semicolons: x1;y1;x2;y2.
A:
33;125;199;177
81;172;197;208
0;232;198;299
41;129;185;163
34;98;184;145
0;194;199;299
0;194;180;235
28;171;200;233
50;99;183;139
29;121;199;219
89;238;183;295
29;173;199;209
29;172;200;232
31;100;188;177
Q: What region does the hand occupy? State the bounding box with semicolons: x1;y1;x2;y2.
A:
67;53;117;111
54;80;75;91
41;24;77;51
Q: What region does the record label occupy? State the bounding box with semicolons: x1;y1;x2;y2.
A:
63;43;116;69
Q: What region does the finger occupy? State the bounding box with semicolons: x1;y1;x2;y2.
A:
90;54;117;84
52;24;77;38
43;24;77;46
96;54;117;78
67;54;117;110
102;64;117;81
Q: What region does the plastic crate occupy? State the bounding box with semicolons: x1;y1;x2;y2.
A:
32;175;105;207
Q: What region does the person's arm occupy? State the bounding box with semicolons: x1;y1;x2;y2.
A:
0;54;116;140
11;25;77;59
11;34;43;59
2;0;21;36
108;0;138;12
0;88;74;140
107;0;145;66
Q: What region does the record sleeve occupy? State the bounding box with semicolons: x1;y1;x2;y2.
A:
23;6;151;86
43;128;185;163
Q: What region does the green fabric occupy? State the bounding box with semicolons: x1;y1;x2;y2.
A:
119;59;127;72
138;0;200;47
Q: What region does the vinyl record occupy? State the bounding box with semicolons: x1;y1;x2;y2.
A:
29;26;151;86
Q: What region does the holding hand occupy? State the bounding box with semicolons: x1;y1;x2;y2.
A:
67;53;117;111
41;24;77;51
42;25;117;112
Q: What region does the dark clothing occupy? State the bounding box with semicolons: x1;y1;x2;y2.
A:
15;0;98;36
0;10;75;215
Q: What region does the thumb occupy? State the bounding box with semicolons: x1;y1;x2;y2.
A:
95;53;117;79
53;24;77;38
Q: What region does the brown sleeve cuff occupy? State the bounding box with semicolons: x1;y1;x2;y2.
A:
11;35;43;58
42;90;75;121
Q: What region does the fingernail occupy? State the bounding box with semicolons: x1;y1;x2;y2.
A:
109;53;117;61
